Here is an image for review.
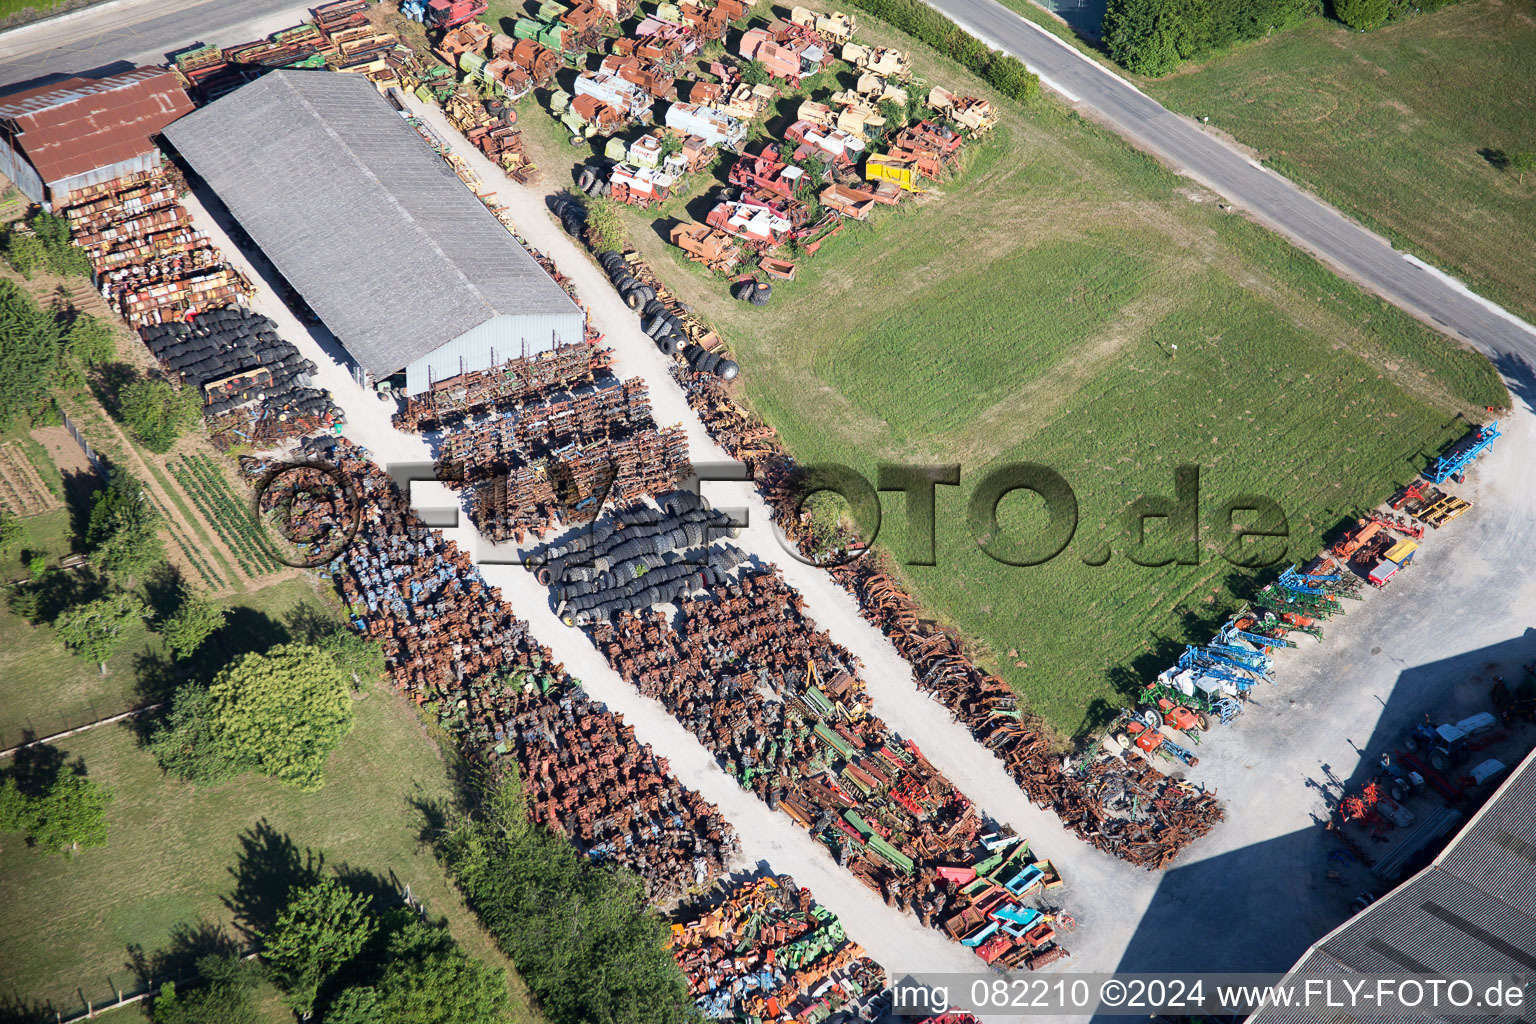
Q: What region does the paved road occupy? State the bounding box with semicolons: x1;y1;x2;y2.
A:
0;0;301;89
929;0;1536;369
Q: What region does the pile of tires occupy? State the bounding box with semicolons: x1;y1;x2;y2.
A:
732;279;771;306
576;164;611;198
597;250;656;311
683;343;739;381
531;492;746;625
552;192;587;237
640;297;688;356
140;307;338;424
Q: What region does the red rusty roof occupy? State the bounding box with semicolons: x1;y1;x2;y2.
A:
0;67;192;185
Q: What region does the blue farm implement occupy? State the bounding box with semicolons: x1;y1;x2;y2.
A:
1426;421;1499;484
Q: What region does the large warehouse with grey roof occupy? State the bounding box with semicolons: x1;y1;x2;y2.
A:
162;70;584;394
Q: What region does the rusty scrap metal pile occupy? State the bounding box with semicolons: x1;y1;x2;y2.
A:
530;491;748;625
586;567;1073;966
61;167;252;326
421;358;691;543
396;340;610;431
670;874;888;1021
258;438;735;896
671;367;1223;869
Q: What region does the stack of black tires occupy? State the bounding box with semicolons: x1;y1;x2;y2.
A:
732;279;771;306
532;490;748;625
140;307;338;424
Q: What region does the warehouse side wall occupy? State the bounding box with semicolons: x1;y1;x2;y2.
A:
404;312;586;393
0;138;44;205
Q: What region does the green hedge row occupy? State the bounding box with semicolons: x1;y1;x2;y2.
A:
842;0;1041;103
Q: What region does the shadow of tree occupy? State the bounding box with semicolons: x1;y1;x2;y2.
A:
282;599;337;645
4;734;68;798
223;819;324;942
0;991;54;1024
124;919;241;990
142;562;185;626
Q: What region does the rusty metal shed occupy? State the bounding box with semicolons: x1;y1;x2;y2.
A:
0;67;192;205
162;70;584;393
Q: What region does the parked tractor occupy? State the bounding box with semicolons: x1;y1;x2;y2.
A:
1402;712;1499;772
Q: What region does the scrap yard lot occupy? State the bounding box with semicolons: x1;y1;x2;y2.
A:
1;0;1535;1020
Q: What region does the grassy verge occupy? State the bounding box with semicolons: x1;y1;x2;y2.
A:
609;4;1506;735
1145;0;1536;326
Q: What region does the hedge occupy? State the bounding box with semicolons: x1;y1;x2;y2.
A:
842;0;1041;103
1102;0;1319;76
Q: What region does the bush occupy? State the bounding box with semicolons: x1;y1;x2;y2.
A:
0;281;67;429
1103;0;1318;75
65;314;117;367
149;954;261;1024
582;196;628;252
86;473;164;584
151;643;354;791
1332;0;1390;27
440;784;694;1024
119;376;202;453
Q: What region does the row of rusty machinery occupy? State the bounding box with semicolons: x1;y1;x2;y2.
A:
171;0;404;100
671;368;1225;870
1134;418;1498;773
50;9;933;1008
248;437;739;896
60;165;351;448
670;874;890;1019
564;552;1074;969
60;167;252;325
391;336;693;543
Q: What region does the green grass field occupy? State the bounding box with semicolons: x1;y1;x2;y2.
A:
615;10;1506;735
1147;0;1536;326
0;576;543;1023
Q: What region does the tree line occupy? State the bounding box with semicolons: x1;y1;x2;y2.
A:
1102;0;1465;75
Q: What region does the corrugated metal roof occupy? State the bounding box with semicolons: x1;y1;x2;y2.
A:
1256;744;1536;1023
0;67;191;185
161;71;582;378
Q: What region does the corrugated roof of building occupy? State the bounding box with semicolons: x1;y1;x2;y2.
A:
1253;743;1536;1023
0;67;192;185
161;70;582;378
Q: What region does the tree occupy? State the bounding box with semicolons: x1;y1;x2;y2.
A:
160;589;227;661
0;280;65;429
25;767;113;854
1510;151;1536;185
443;783;694;1024
1332;0;1389;29
263;879;377;1017
0;760;113;856
205;644;354;791
27;210;92;278
149;684;250;784
376;945;507;1024
149;954;261;1024
3;229;48;278
370;917;507;1024
324;987;385;1024
119;377;202;453
86;473;164;583
65;314;117;368
55;592;146;674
